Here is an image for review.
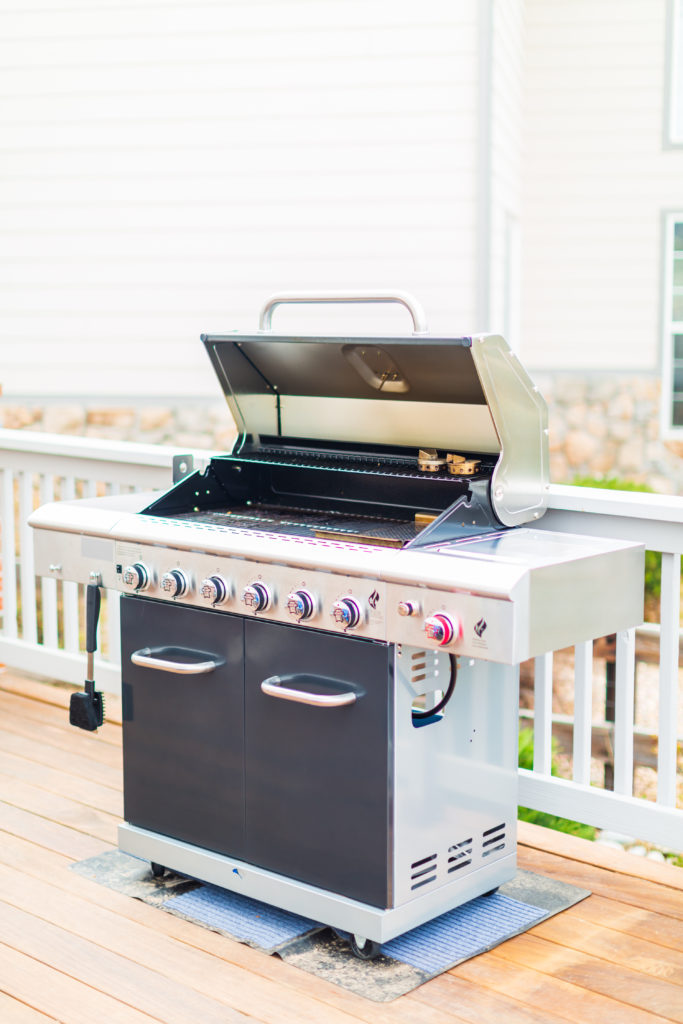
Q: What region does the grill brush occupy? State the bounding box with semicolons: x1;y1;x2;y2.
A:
69;582;105;731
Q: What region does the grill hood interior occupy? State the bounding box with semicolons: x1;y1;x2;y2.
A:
201;332;550;527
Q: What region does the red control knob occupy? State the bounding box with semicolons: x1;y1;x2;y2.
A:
424;613;459;646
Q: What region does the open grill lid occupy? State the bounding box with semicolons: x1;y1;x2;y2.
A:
200;294;549;528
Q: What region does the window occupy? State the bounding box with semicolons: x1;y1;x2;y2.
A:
669;0;683;143
665;216;683;430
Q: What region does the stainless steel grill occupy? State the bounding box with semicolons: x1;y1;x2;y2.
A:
30;292;644;955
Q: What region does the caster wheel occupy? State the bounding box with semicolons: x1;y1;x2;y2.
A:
349;934;382;960
150;862;166;878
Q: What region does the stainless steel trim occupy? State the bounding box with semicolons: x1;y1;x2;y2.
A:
258;290;429;335
131;647;221;675
261;675;357;707
470;334;549;527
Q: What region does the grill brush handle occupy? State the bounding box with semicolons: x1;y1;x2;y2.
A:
131;647;223;675
258;291;429;335
261;674;358;708
69;581;105;731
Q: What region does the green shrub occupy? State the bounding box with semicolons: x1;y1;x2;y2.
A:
517;727;596;840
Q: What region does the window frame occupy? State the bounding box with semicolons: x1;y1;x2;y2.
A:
662;212;683;436
667;0;683;145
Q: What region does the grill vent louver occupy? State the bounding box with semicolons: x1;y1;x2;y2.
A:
481;822;506;858
410;852;437;890
447;837;473;873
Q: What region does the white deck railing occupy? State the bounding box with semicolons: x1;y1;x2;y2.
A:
0;428;681;850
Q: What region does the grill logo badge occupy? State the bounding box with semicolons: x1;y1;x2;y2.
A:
368;589;380;609
474;618;487;638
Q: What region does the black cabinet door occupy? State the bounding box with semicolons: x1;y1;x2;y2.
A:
244;619;393;907
121;597;245;858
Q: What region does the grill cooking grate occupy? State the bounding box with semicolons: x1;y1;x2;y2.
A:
172;505;419;546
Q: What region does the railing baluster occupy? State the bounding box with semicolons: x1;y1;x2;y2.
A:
39;474;59;648
18;471;38;644
0;467;18;639
533;652;554;774
61;476;80;652
613;628;636;796
658;552;681;807
106;588;121;663
572;640;593;785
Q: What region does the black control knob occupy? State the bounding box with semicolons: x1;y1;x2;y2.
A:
242;582;272;612
331;597;362;630
200;575;230;606
160;569;190;598
286;589;316;621
122;562;152;592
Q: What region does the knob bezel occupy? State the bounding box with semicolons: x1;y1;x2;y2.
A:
160;569;190;598
122;562;152;592
286;589;316;621
424;612;459;647
200;574;231;606
242;582;273;613
331;596;363;630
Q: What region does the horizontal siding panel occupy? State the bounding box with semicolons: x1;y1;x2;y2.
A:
0;143;476;180
0;200;474;233
0;1;476;36
0;168;473;205
1;84;476;125
0;196;473;231
0;25;477;68
0;53;476;100
526;0;662;26
0;113;475;153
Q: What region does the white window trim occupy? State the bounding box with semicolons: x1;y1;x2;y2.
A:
661;212;683;437
668;0;683;145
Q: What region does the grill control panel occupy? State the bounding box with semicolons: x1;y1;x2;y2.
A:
114;540;515;657
115;540;386;641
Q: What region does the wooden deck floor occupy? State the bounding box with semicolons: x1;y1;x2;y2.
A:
1;670;682;1024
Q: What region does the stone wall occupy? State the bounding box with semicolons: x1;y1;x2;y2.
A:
534;373;683;494
3;373;683;493
0;399;238;453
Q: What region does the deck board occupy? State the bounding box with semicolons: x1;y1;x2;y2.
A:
1;671;681;1024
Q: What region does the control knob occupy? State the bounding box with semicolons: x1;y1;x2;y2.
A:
122;562;152;592
160;569;190;598
286;589;316;621
200;575;231;606
331;597;363;630
424;613;460;647
242;582;272;612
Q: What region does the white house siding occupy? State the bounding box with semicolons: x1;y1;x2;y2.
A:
0;0;481;398
520;0;683;372
488;0;525;349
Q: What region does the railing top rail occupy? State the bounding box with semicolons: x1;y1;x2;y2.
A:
0;428;217;469
548;483;683;526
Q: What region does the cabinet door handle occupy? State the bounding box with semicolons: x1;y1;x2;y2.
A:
261;675;358;707
131;647;223;675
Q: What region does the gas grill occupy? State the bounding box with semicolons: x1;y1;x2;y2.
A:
30;292;643;956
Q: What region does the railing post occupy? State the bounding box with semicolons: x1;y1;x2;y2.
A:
533;652;554;775
1;467;18;640
572;640;593;786
658;552;681;807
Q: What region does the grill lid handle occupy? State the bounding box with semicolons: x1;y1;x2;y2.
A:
258;291;429;335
